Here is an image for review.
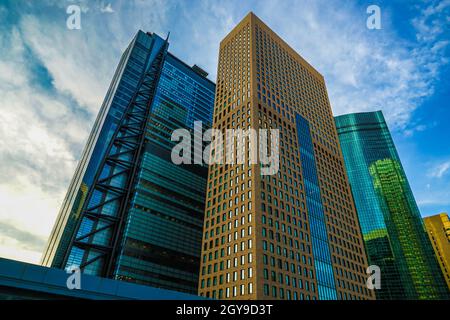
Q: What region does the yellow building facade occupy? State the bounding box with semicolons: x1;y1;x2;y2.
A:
198;12;374;300
424;213;450;291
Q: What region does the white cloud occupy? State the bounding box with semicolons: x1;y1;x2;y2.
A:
0;24;90;263
19;14;116;114
412;0;450;42
242;1;448;131
416;183;450;214
431;40;449;53
98;0;172;52
403;124;428;137
429;161;450;178
100;3;114;13
0;237;42;265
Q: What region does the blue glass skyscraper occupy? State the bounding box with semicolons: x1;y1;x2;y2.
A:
42;31;215;294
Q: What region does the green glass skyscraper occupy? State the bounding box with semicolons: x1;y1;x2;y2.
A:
335;111;449;300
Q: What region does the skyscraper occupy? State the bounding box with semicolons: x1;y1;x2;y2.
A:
335;111;449;299
198;13;374;300
42;31;215;294
424;213;450;291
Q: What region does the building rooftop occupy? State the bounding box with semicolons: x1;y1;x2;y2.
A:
0;257;201;300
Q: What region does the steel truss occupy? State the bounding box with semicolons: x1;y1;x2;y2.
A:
62;37;169;277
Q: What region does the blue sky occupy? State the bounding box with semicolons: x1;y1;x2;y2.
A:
0;0;449;264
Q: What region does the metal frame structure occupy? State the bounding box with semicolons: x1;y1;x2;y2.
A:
62;37;169;277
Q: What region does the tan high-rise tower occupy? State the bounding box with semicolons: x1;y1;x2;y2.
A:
198;12;374;300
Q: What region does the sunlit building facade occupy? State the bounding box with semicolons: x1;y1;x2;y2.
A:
42;30;215;294
198;13;374;300
424;213;450;291
335;111;449;299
